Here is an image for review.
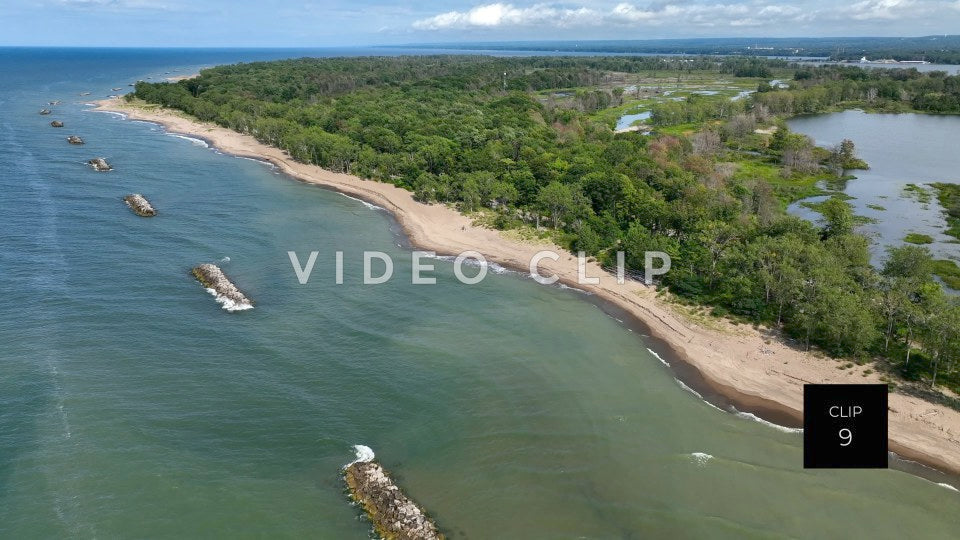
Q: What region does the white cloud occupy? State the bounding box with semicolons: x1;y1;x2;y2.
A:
413;3;597;30
411;1;956;31
846;0;914;20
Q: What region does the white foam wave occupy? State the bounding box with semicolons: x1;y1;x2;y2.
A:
204;287;253;312
733;410;803;434
346;444;375;467
337;192;383;211
167;133;209;147
89;110;127;119
937;482;959;492
675;378;703;399
690;452;713;466
488;262;510;274
235;155;276;169
220;256;231;263
428;254;515;275
673;378;725;412
647;347;670;367
556;283;592;295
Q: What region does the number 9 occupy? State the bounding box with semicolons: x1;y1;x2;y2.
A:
839;428;853;447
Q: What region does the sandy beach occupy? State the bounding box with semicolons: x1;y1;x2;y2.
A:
94;96;960;478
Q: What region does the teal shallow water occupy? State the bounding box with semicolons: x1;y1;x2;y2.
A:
1;49;959;538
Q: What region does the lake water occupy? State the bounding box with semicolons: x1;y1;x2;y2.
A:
2;48;959;538
788;110;960;264
615;110;651;131
799;61;960;75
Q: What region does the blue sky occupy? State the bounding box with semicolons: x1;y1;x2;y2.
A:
3;1;960;46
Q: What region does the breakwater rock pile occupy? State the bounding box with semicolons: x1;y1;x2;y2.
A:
344;447;444;540
50;120;64;128
67;135;84;145
123;194;156;217
191;263;253;312
88;157;112;171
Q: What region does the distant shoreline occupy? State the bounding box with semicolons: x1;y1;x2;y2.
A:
93;96;960;482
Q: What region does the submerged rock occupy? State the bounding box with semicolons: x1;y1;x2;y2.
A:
39;109;51;115
344;454;444;540
67;135;84;145
50;120;64;128
49;100;61;106
123;194;156;217
191;264;252;312
88;157;113;171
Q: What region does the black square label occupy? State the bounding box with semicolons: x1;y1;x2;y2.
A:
803;384;888;468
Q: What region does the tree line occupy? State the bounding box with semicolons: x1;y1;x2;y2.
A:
132;56;960;394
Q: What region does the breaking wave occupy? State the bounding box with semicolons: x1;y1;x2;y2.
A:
204;287;253;312
339;192;384;211
689;452;713;466
647;347;670;367
167;133;209;147
235;155;276;169
733;410;803;434
556;283;592;294
88;110;127;119
346;444;375;467
430;254;514;275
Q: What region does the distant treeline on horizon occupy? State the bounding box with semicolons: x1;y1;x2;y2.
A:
397;36;960;64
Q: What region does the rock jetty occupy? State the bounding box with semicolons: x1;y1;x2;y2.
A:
39;109;51;115
191;263;253;312
123;194;156;217
67;135;84;145
50;120;64;128
88;157;112;171
344;447;444;540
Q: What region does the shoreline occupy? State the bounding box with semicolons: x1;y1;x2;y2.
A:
93;97;960;482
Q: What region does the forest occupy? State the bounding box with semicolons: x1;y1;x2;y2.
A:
131;55;960;397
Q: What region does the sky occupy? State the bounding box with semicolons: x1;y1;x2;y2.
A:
2;0;960;47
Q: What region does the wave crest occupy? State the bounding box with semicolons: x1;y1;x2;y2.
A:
204;287;253;312
689;452;713;466
346;444;375;467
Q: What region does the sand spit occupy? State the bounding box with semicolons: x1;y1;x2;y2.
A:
344;454;444;540
94;97;960;478
191;263;252;312
123;194;156;217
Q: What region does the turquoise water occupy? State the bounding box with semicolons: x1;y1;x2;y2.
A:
2;49;960;538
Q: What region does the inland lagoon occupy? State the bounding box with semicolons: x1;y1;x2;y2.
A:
788;110;960;265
